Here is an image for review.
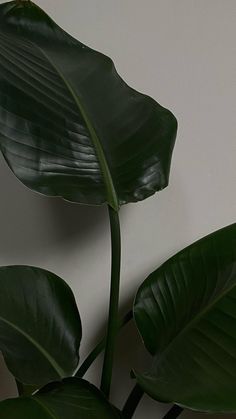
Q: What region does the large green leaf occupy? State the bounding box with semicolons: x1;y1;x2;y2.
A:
134;223;236;412
0;378;121;418
0;266;81;386
0;1;177;210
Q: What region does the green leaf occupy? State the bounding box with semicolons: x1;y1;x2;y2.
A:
0;265;81;386
134;223;236;412
0;1;177;210
0;378;122;418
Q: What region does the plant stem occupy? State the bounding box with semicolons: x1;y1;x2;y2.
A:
76;310;132;378
100;206;121;397
163;405;183;419
122;384;144;418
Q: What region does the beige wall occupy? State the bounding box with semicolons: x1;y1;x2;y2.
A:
0;1;235;417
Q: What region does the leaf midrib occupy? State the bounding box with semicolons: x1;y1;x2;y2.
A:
154;275;236;368
28;40;119;210
33;397;57;419
0;316;65;378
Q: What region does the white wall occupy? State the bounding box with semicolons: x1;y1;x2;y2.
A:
0;1;235;418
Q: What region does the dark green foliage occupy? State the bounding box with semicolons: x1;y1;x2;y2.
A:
0;378;122;419
0;1;233;418
0;266;81;386
134;224;236;412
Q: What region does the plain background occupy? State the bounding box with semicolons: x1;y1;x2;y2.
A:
0;0;235;417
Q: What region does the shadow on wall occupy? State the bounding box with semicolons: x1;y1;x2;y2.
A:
0;155;106;259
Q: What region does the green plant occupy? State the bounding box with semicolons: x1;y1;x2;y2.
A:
0;1;235;418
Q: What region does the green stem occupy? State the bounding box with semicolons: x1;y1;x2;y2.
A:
100;206;121;397
76;310;132;378
163;405;183;419
122;384;144;418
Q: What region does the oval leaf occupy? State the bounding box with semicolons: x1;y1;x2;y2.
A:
0;1;177;210
134;223;236;412
0;266;81;386
0;378;121;418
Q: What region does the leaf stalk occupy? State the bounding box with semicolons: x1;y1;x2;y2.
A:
162;405;183;419
122;383;144;418
100;206;121;397
76;310;132;378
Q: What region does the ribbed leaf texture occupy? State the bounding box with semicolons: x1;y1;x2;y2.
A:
134;223;236;412
0;378;122;418
0;1;177;210
0;266;81;386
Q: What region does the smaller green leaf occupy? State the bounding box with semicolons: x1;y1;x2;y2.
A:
0;378;121;419
0;266;81;386
134;224;236;412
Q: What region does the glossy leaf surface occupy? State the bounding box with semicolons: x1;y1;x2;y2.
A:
0;1;177;210
134;224;236;412
0;266;81;386
0;378;121;418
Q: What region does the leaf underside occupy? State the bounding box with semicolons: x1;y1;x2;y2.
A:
0;378;122;419
134;223;236;412
0;1;177;210
0;265;81;386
